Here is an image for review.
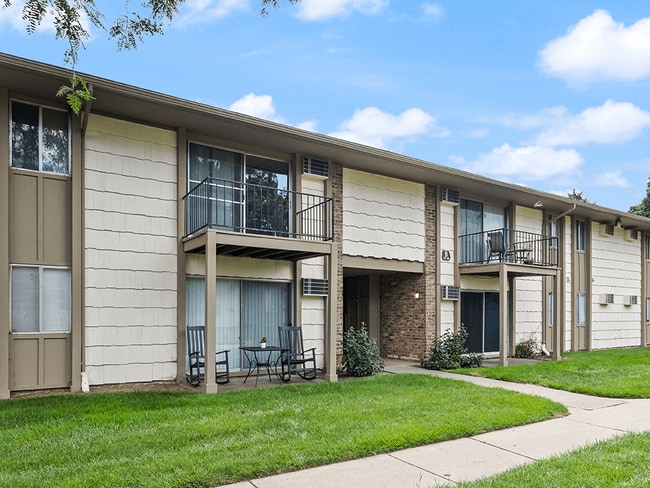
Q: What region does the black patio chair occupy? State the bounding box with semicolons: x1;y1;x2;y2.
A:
486;230;509;262
186;325;230;386
278;325;317;381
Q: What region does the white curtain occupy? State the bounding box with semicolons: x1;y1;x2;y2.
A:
11;266;70;333
11;267;39;332
186;277;291;372
41;268;71;332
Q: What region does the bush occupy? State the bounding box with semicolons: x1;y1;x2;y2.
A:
515;337;539;359
342;324;385;376
421;325;483;370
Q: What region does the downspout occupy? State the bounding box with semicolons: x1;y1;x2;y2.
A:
80;84;93;136
551;202;577;223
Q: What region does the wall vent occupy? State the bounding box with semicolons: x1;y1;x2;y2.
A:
599;293;615;305
302;278;329;296
442;285;460;301
625;229;639;241
441;187;460;205
624;295;638;306
599;224;615;237
302;157;329;178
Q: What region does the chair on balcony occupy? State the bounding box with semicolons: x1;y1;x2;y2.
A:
486;231;509;262
186;326;230;386
278;325;318;381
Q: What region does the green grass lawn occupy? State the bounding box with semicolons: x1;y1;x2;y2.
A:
443;431;650;488
0;374;565;488
458;347;650;398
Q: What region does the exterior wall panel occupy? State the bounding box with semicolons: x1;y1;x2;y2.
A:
342;169;425;262
591;225;642;349
10;172;38;263
84;115;178;385
513;207;543;343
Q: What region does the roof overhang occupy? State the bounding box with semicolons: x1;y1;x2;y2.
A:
3;52;650;231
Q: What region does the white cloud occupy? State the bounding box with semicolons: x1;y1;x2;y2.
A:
422;3;444;22
538;9;650;83
535;100;650;147
229;93;282;121
465;144;583;180
295;0;388;21
179;0;248;25
329;106;441;149
594;170;629;188
0;1;30;32
296;120;318;132
498;106;569;130
228;93;318;131
0;0;89;34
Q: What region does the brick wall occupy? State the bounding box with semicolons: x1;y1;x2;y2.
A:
330;162;344;367
378;184;438;360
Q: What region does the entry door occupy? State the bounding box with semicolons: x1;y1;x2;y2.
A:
461;291;499;354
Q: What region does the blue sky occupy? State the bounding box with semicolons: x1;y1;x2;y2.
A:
2;0;650;212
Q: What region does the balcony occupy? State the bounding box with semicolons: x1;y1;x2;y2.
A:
459;228;559;267
183;177;334;260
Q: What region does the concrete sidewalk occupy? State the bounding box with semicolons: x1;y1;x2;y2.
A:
221;363;650;488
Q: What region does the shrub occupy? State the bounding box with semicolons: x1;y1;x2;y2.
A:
515;337;539;359
342;324;385;377
421;325;483;370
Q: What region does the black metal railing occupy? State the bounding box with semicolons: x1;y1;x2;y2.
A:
184;177;334;241
459;228;559;266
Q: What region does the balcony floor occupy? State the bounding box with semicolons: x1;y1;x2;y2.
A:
183;228;333;261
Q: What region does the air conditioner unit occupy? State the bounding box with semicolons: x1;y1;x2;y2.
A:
441;187;460;205
598;293;614;305
302;157;329;178
624;229;639;241
302;278;329;296
599;224;614;237
442;285;460;301
624;295;638;306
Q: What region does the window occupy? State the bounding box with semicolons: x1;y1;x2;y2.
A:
187;142;289;235
547;292;554;325
11;266;71;333
577;293;587;325
645;234;650;261
460;199;506;263
11;100;70;175
646;297;650;324
576;220;586;251
186;277;292;371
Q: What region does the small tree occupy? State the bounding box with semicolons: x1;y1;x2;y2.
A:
567;188;591;203
629;176;650;218
342;324;384;377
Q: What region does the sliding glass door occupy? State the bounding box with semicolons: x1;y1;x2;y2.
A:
186;277;292;371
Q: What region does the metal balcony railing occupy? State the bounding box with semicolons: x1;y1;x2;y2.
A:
183;177;334;241
459;228;559;266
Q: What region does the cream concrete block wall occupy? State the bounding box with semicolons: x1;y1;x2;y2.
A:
591;225;642;349
300;255;326;368
301;297;326;369
439;203;457;332
513;206;543;343
84;115;178;386
342;169;425;262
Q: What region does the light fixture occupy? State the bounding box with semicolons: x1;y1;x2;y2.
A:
414;292;420;299
533;201;543;208
615;217;622;228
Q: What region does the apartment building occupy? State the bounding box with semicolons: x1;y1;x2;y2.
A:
1;53;649;397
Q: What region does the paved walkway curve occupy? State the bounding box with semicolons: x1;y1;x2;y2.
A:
220;363;650;488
